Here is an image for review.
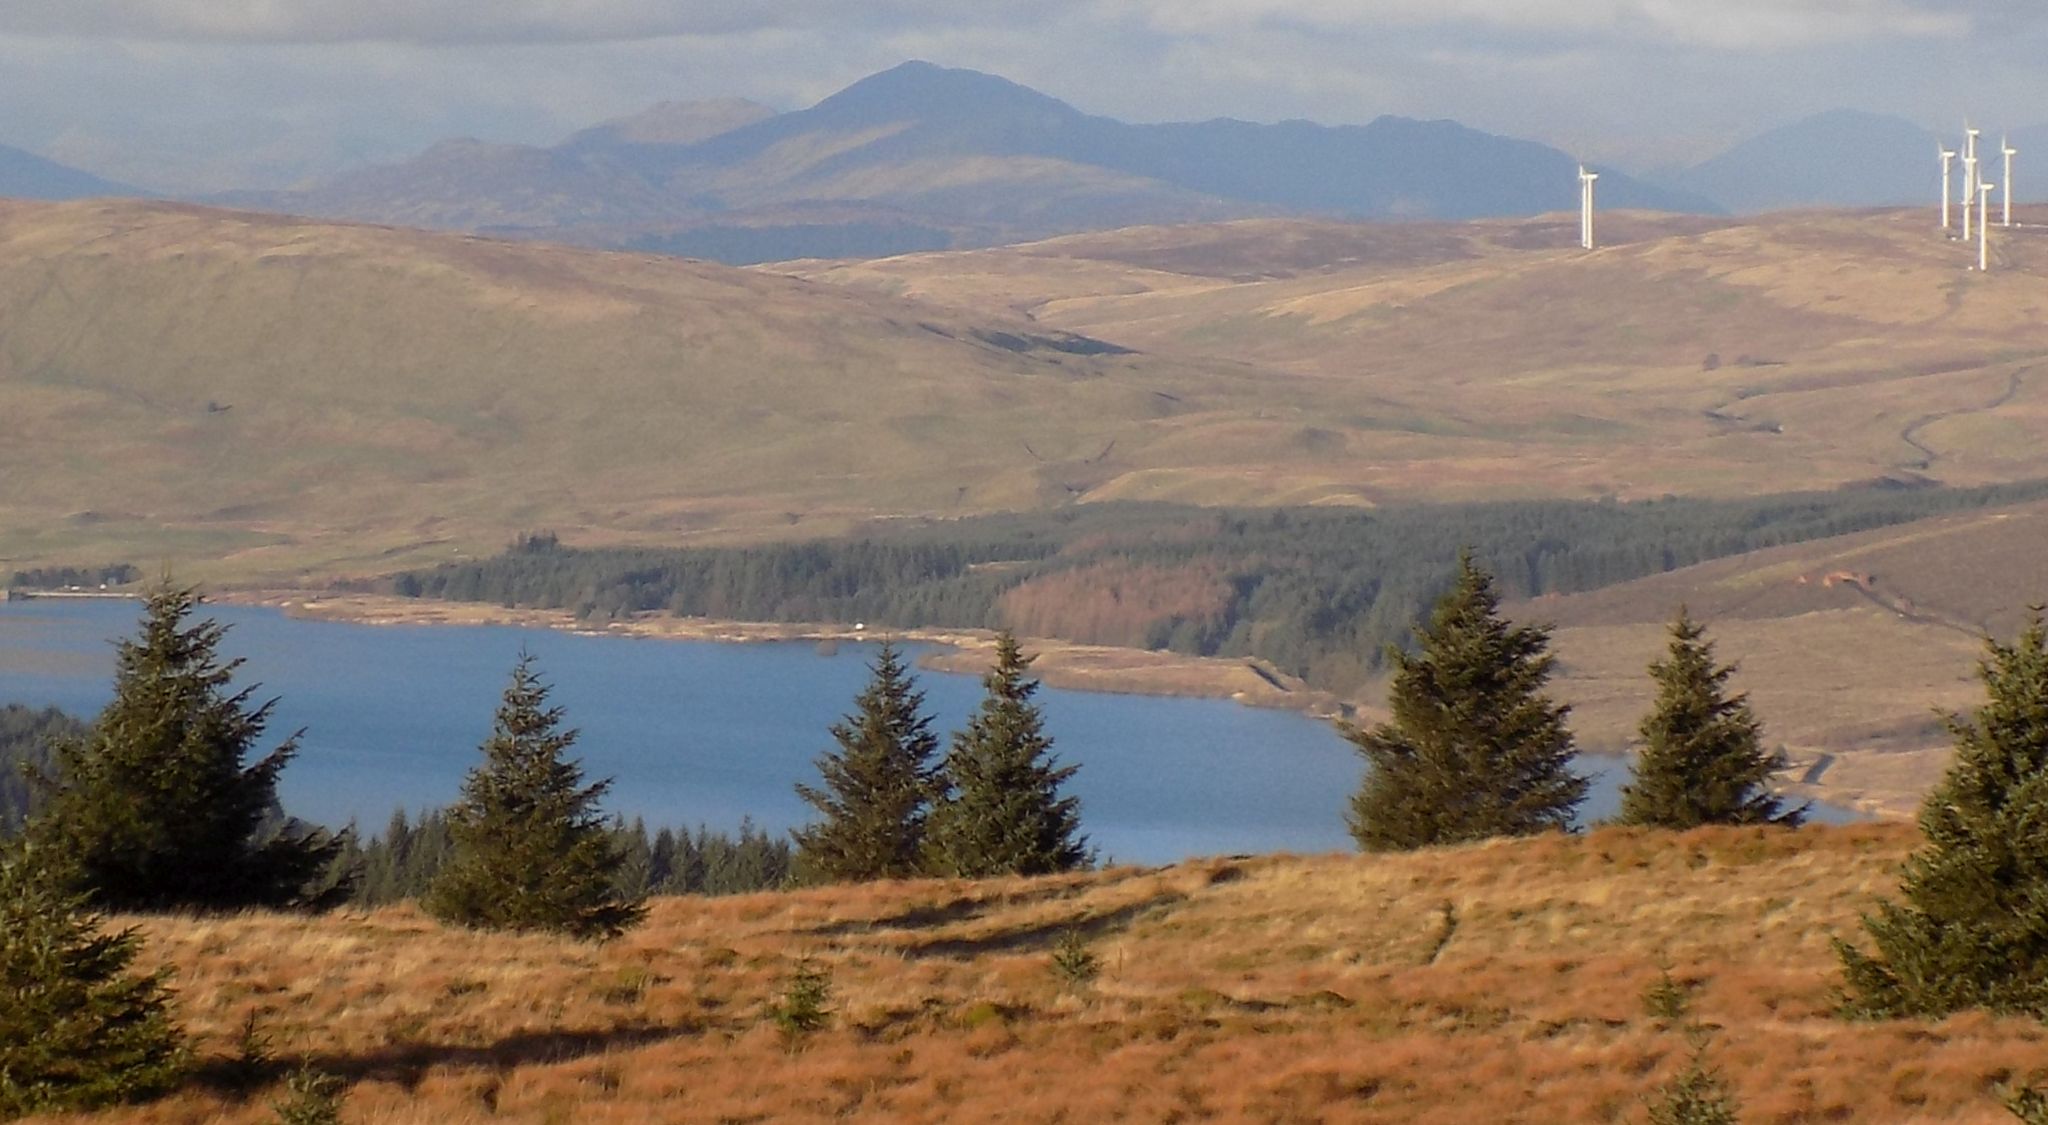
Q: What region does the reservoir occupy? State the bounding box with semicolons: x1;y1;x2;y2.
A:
0;598;1857;864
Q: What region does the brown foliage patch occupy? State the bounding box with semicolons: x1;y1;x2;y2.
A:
33;824;2048;1124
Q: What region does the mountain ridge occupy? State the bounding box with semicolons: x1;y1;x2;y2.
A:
219;61;1712;264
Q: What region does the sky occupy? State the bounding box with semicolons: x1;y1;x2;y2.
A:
3;0;2045;193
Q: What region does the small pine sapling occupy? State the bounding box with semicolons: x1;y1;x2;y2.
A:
271;1067;346;1125
769;958;833;1044
1050;929;1102;991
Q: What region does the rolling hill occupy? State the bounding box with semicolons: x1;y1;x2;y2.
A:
792;206;2048;506
1503;500;2048;815
223;62;1710;264
8;199;2048;583
0;198;1328;581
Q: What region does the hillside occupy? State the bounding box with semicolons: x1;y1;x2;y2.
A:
0;199;1323;581
1504;500;2048;815
224;62;1707;264
9;201;2048;581
793;207;2048;507
35;823;2048;1124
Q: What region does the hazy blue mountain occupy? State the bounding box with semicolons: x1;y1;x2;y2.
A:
0;143;139;200
1661;109;2048;213
638;62;1710;222
228;61;1716;263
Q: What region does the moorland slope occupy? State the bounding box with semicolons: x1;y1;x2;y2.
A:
8;201;2048;586
794;207;2048;506
1505;500;2048;815
36;823;2048;1124
0;199;1326;580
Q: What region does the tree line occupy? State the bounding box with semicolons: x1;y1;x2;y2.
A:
7;569;2048;1122
378;478;2048;690
6;564;140;591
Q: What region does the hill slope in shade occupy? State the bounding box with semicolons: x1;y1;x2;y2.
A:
50;825;2048;1123
1504;501;2048;815
223;62;1711;264
0;142;139;201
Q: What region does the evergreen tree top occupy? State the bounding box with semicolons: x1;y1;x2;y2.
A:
1837;608;2048;1018
1345;553;1585;851
793;640;943;884
26;582;346;912
925;631;1089;877
1617;607;1802;830
426;651;644;941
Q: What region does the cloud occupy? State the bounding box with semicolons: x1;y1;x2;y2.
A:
1121;0;1966;50
0;0;1978;48
0;0;1086;45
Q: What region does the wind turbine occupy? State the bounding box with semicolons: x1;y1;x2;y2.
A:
1963;153;1978;241
1979;181;1997;271
1578;165;1599;251
1941;146;1958;233
2003;137;2018;227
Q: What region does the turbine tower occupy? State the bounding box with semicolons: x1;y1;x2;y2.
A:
1941;146;1958;233
1963;153;1978;240
1979;182;1997;272
2003;137;2018;227
1578;165;1599;251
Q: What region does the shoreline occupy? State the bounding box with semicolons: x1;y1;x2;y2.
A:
217;591;1354;720
211;591;1905;822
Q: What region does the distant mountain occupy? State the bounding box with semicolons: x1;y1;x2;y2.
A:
226;62;1713;264
560;99;776;150
1662;109;2048;213
0;143;138;201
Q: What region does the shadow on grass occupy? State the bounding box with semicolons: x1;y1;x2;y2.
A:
191;1023;696;1096
896;893;1188;960
798;869;1151;939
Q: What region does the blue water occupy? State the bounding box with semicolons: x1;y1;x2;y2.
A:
0;599;1857;864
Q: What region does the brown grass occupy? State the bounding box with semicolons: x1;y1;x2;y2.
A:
30;824;2048;1124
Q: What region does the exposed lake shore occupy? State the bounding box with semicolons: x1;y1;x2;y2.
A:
215;591;1907;823
219;591;1354;719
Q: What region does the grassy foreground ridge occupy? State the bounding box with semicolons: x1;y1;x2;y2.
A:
38;823;2048;1124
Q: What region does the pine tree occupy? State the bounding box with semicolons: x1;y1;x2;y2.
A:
425;653;646;941
1644;1047;1742;1125
924;633;1088;877
1617;610;1806;829
1343;553;1588;851
793;642;942;882
0;842;187;1118
1837;611;2048;1018
26;584;345;911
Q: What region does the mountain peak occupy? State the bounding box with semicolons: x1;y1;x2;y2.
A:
811;61;1081;124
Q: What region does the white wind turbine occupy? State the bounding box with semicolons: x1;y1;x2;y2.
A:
2003;137;2018;227
1941;146;1958;233
1979;181;1997;271
1578;165;1599;250
1963;153;1979;240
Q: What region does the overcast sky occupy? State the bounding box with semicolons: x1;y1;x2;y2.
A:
4;0;2044;192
